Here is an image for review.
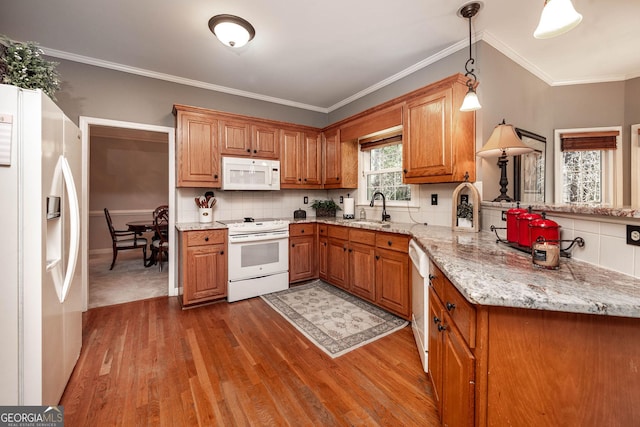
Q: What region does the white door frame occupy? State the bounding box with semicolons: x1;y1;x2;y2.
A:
79;116;176;312
632;124;640;207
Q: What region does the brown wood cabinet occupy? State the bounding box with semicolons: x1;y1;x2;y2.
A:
251;124;280;159
322;224;411;320
289;223;318;283
428;261;640;426
318;225;328;280
179;229;228;306
428;264;476;426
322;129;358;189
174;107;220;188
403;74;476;184
219;119;251;157
280;129;322;188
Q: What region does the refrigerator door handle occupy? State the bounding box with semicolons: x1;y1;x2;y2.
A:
60;156;79;303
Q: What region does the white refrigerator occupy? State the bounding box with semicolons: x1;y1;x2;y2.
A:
0;84;83;405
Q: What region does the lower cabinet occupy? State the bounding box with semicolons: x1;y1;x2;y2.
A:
322;224;411;320
289;223;318;283
318;225;328;280
179;229;228;306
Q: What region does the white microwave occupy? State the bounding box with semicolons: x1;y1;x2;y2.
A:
221;157;281;190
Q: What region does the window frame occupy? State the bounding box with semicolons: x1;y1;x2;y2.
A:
357;143;418;207
553;126;623;205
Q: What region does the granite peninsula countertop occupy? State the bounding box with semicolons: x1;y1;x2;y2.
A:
300;218;640;319
175;221;228;231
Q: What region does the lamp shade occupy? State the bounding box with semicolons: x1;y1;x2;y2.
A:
460;88;482;111
534;0;583;39
208;15;255;48
477;123;534;158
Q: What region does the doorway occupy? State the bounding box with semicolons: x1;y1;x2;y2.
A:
80;116;177;311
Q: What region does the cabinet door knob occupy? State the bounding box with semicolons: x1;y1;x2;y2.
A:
323;242;327;246
446;302;456;311
429;274;436;280
291;243;295;247
220;250;224;255
343;247;347;251
214;174;218;179
246;149;251;153
387;240;392;246
433;316;440;324
301;229;304;233
437;324;447;332
336;176;340;180
375;255;380;260
253;149;257;153
403;169;408;174
348;248;352;253
204;237;209;242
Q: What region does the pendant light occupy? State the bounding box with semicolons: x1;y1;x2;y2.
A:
534;0;583;39
458;2;482;112
208;14;256;48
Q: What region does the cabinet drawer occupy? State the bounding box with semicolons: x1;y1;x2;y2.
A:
443;279;476;348
185;229;226;247
328;225;349;240
318;224;328;236
375;233;409;253
429;262;446;299
290;223;316;237
349;228;376;245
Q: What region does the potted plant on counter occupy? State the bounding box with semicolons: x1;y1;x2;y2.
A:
311;199;341;218
456;199;474;228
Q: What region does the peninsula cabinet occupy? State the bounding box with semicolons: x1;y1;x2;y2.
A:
280;129;322;188
289;223;318;283
428;262;640;426
403;74;476;184
375;233;410;318
174;106;220;188
179;229;228;307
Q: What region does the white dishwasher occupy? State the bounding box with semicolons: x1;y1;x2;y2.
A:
409;239;429;372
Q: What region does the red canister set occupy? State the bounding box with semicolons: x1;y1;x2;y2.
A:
506;206;561;269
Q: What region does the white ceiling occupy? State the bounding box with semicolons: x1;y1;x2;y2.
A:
1;0;638;112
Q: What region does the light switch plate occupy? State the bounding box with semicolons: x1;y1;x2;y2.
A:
431;194;438;205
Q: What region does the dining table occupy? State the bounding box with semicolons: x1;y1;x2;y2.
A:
126;220;168;267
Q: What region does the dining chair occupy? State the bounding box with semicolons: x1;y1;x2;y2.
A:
104;208;148;270
151;206;169;271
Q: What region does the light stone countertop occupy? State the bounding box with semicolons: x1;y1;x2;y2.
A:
303;218;640;319
481;201;640;219
175;221;228;231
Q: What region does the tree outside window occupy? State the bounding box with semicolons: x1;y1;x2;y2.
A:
363;144;411;202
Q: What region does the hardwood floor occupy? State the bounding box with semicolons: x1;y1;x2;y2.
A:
61;296;440;426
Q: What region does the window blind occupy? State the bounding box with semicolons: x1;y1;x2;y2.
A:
560;131;619;151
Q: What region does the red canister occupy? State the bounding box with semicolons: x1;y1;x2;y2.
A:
529;214;560;245
517;211;542;248
506;205;528;243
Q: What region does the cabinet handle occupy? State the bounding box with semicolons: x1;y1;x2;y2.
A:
403;169;407;174
253;149;257;153
437;324;447;332
204;237;209;242
446;302;456;311
220;250;224;255
429;274;436;280
348;248;352;253
336;176;340;181
343;247;347;251
433;316;440;324
214;174;218;179
246;149;251;153
304;178;307;181
323;242;327;246
375;255;380;260
387;240;392;246
298;178;302;181
291;243;295;247
301;229;304;233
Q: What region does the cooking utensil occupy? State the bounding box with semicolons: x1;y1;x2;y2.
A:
208;198;216;208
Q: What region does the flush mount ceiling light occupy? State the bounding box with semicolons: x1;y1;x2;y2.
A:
458;1;483;112
208;14;255;48
534;0;583;39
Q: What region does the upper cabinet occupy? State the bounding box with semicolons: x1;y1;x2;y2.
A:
403;74;476;183
323;129;358;189
220;119;279;159
252;124;280;159
280;128;322;188
174;105;220;188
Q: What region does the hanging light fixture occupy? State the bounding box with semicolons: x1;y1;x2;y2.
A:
208;14;256;48
534;0;583;39
458;2;482;112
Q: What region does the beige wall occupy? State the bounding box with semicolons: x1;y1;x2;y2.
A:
90;136;169;251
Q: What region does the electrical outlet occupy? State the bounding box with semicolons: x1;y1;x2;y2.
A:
303;196;308;204
502;211;507;221
627;225;640;246
339;196;344;203
431;194;438;205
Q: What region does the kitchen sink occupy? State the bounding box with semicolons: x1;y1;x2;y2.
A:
351;220;391;228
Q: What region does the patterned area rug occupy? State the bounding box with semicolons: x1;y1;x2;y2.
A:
261;280;408;358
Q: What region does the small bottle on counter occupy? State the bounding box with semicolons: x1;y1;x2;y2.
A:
359;208;366;220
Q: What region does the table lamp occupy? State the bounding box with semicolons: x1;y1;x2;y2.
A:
477;120;533;202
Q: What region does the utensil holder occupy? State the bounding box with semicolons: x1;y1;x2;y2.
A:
199;208;213;223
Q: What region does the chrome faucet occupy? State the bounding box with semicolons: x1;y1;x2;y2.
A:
370;191;391;222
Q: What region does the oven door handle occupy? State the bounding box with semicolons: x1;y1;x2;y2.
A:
228;231;289;243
